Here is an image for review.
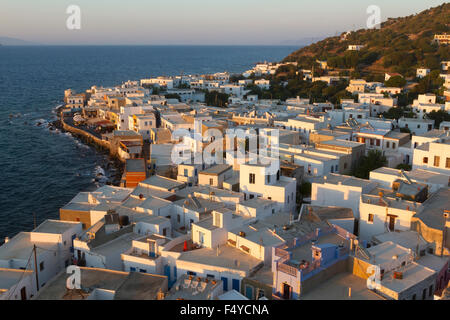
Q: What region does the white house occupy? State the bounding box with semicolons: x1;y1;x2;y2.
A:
412;139;450;175
417;68;430;79
0;268;35;300
128;113;156;141
121;234;171;275
0;220;83;290
359;194;421;241
239;160;297;213
254;79;271;90
311;174;377;219
348;45;365;51
369;167;450;194
397;117;434;135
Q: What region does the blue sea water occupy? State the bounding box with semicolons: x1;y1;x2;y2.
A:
0;45;297;239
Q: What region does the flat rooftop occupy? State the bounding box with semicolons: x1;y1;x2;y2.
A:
312;173;376;189
300;272;384;300
199;164;232;176
0;268;34;290
414;188;450;230
34;267;167;300
381;262;435;293
290;232;350;263
138;196;172;210
165;274;222;300
365;241;411;265
177;244;263;273
91;232;142;257
140;175;185;191
239;197;277;209
131;185;175;200
373;231;428;252
317;139;363;148
173;196;224;212
33;220;80;234
303;205;354;222
417;129;447;138
0;232;58;261
230;226;285;248
126;159;146;173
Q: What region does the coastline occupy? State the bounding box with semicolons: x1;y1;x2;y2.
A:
52;106;124;186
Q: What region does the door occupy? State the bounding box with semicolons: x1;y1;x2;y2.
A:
282;283;292;300
388;215;396;231
20;287;27;300
245;285;254;299
221;277;228;291
232;279;240;291
149;242;156;257
164;265;171;284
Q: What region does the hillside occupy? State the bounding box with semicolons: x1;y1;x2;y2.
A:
283;3;450;80
0;36;38;46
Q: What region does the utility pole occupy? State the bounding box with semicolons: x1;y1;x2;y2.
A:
33;245;39;292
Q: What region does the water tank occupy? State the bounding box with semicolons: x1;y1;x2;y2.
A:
119;215;130;227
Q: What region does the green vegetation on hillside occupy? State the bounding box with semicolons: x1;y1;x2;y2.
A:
284;4;449;78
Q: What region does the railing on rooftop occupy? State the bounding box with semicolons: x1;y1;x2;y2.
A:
274;224;354;280
277;262;298;277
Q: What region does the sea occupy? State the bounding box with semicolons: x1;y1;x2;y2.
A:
0;45;298;240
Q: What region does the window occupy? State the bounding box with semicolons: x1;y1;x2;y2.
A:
423;157;428;164
249;173;256;184
446;158;450;169
140;269;147;273
434;156;440;167
386;142;390;148
249;194;254;199
267;175;271;183
368;214;374;223
177;214;180;223
429;285;433;297
184;169;188;176
209;178;214;185
39;261;44;271
422;288;427;300
392;143;396;149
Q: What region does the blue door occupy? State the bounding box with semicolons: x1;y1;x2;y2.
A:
245;285;254;299
164;265;171;284
70;234;76;253
232;279;240;291
221;277;228;291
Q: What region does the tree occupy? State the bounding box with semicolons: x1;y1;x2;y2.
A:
300;182;312;197
164;93;181;101
353;150;387;179
385;75;406;88
427;110;450;128
204;91;229;108
396;164;412;171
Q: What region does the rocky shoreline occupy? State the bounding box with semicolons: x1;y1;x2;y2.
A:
50;112;124;187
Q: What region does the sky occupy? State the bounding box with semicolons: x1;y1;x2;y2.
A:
0;0;447;45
